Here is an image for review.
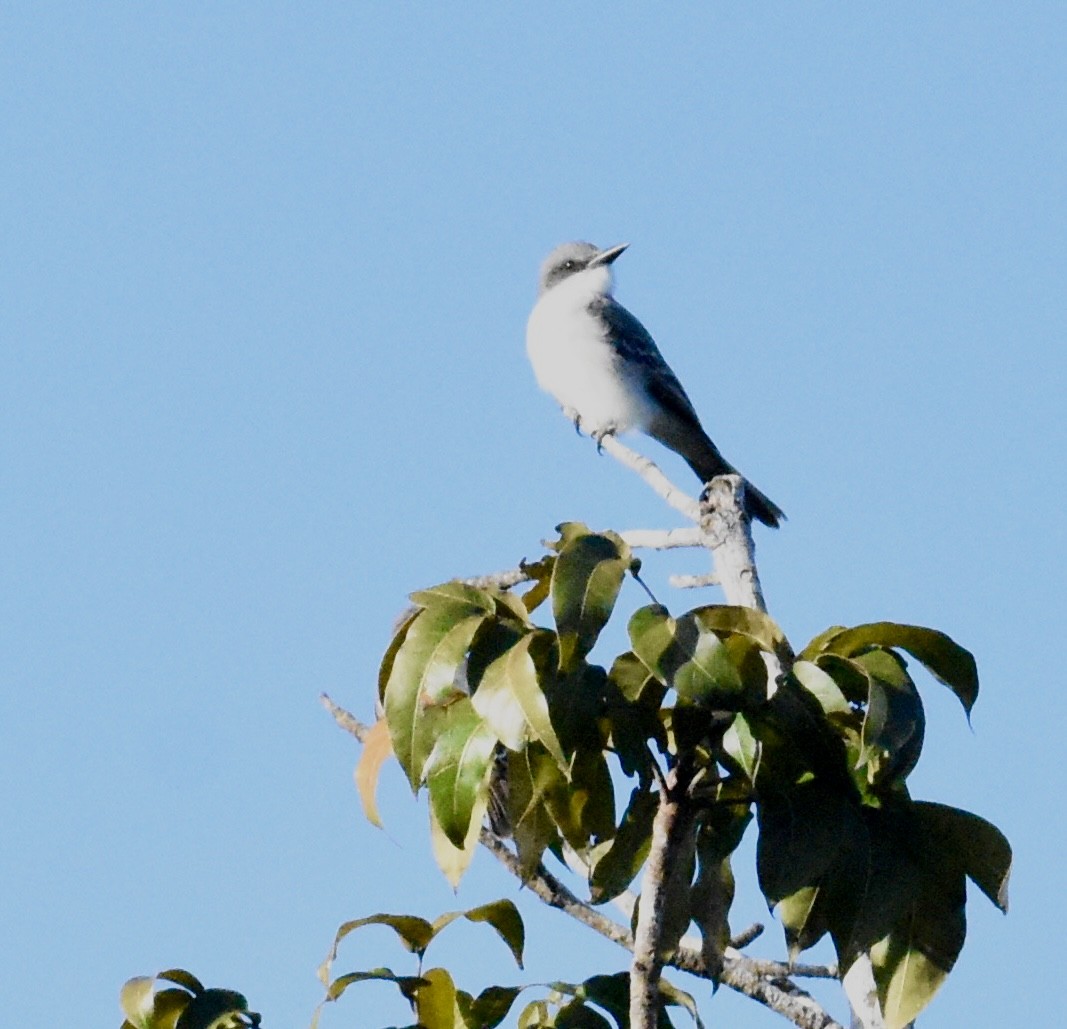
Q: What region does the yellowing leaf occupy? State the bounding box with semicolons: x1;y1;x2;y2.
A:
430;789;487;888
120;977;156;1027
412;967;465;1029
354;718;393;828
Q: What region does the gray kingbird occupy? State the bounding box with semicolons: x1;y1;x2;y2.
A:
525;241;784;528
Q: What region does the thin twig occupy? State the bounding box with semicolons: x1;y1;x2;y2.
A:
730;923;765;948
321;693;368;741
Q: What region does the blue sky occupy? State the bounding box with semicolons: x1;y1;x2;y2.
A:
3;3;1064;1026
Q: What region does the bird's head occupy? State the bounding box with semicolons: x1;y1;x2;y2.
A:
537;241;629;296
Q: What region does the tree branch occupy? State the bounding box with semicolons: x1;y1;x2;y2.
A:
619;527;705;550
630;765;698;1029
482;826;844;1029
597;435;701;520
842;956;888;1029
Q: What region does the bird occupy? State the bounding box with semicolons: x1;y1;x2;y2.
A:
525;241;784;528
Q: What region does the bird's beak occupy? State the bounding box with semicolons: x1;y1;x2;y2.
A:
588;243;629;268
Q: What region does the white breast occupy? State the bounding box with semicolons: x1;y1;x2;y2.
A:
525;268;652;435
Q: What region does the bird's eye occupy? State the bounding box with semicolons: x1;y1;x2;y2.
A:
563;260;576;271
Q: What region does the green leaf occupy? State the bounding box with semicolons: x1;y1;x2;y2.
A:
628;605;754;708
672;628;745;706
628;605;678;683
321;915;435;974
545;661;610;761
756;780;865;957
493;589;535;627
797;624;848;660
322;967;427;1004
748;676;856;789
915;802;1011;912
691;824;734;986
465;900;526;969
589;786;659;903
383;605;489;788
517;999;552;1028
554;1001;613;1028
869;850;967;1029
158;970;205;995
602;671;666;780
690;605;790;660
543;747;616;854
409;581;496;613
763;797;928;970
426;700;498;848
829;805;924;968
174;989;258;1029
569;973;629;1027
552;530;631;672
378;608;420;703
822;622;978;717
791;660;851;717
607;650;660;703
658;977;706;1028
458;986;524;1029
471;631;564;767
855;649;925;787
412;967;464;1029
813;653;872;705
505;745;559;875
721;714;760;781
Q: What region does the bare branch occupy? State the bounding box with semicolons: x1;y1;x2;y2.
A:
842;957;888;1029
730;923;765;948
669;572;720;590
630;765;698;1029
697;475;767;611
598;435;701;520
479;830;634;949
461;567;534;590
321;692;368;741
620;527;704;550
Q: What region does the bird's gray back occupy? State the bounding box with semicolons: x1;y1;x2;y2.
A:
592;296;703;427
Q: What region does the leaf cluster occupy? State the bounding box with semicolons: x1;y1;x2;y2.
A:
365;525;1011;1028
313;901;704;1029
120;969;259;1029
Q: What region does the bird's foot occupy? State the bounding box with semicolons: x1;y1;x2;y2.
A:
591;427;617;455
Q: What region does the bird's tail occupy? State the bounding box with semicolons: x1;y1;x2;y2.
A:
659;427;785;529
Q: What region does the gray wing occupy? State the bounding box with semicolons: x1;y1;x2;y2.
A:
594;297;705;431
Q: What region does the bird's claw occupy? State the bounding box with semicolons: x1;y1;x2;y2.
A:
592;428;616;455
562;407;584;436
